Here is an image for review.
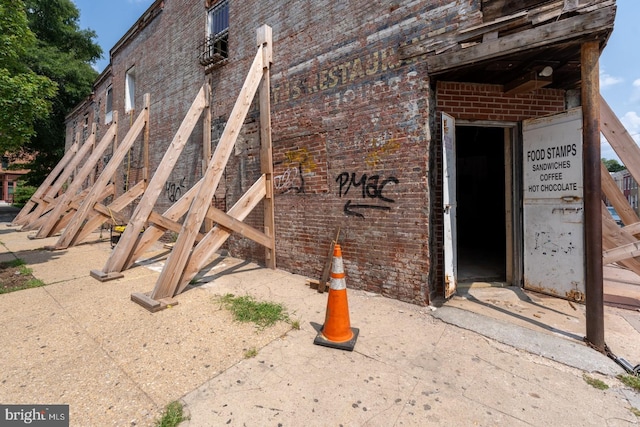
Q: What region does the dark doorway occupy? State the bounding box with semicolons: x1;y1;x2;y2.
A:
456;126;506;282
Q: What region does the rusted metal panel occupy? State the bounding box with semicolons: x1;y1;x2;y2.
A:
523;108;585;301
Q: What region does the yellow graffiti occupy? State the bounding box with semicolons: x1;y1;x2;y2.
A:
284;148;316;173
365;138;401;168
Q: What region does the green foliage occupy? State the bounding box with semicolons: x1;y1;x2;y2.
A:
0;0;57;152
20;0;102;185
1;258;26;268
583;374;609;390
617;374;640;391
602;158;625;173
244;347;258;358
217;294;289;329
12;182;36;207
154;401;187;427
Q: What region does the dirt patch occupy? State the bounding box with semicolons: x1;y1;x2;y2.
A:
0;261;41;293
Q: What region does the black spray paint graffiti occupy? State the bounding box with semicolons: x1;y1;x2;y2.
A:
336;172;399;218
165;177;186;202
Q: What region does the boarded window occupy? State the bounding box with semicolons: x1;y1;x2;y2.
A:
105;85;113;124
125;67;136;112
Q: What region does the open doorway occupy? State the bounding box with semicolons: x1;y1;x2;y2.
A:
456;126;506;283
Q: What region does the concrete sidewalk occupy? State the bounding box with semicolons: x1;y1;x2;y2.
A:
0;206;638;425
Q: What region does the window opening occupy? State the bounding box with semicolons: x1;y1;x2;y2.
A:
105;85;113;124
200;0;229;66
125;67;136;113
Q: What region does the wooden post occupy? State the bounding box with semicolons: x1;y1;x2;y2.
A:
582;41;604;352
12;137;80;225
54;95;149;249
34;123;118;238
150;47;265;300
96;86;206;277
258;25;276;269
203;78;213;232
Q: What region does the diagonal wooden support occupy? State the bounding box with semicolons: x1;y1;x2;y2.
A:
149;37;266;302
175;174;269;295
52;95;150;249
17;124;102;228
13;137;80;226
69;180;146;246
130;25;275;311
93;85;207;279
33;119;119;238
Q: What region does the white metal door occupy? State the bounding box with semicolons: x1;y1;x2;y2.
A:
522;108;585;301
442;113;457;297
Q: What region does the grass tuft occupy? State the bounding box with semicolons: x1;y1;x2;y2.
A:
155;401;187;427
216;294;289;329
618;374;640;391
1;259;26;268
583;374;609;390
244;347;258;358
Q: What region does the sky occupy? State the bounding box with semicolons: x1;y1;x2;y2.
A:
73;0;639;162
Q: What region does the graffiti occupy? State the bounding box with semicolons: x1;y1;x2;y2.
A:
165;176;186;202
365;137;401;168
274;147;317;194
336;172;399;218
274;167;303;193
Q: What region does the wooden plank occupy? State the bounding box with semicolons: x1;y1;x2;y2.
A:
203;79;213;232
34;123;118;238
258;25;276;270
148;211;205;241
71;180;146;246
150;46;265;300
18;129;98;227
204;199;272;248
600;161;639;227
601;95;640;186
427;6;615;74
54;95;149;249
13;138;80;225
601;203;640;273
176;174;268;294
318;227;341;293
127;179;203;268
100;86;206;275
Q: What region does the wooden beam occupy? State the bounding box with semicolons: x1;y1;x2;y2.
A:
13;138;80;225
258;24;276;269
177;174;268;294
17;127;99;227
34;122;118;238
203;79;213;232
100;86;206;275
426;6;615;74
149;45;265;301
601;95;640;185
54;94;149;249
71;180;146;246
602;203;640;272
600;161;639;228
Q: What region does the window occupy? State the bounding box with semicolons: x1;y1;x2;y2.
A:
105;85;113;124
200;0;229;66
125;67;136;112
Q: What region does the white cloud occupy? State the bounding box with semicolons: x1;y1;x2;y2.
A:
621;111;640;144
600;72;623;88
634;79;640;88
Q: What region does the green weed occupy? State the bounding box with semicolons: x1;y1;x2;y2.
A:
583;374;609;390
216;294;289;329
618;374;640;392
155;401;187;427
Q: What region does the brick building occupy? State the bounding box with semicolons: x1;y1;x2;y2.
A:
65;0;616;305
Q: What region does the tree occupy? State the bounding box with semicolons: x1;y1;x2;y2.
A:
0;0;57;152
602;158;625;173
22;0;102;184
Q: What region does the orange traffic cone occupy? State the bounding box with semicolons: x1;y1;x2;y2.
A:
314;243;359;351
